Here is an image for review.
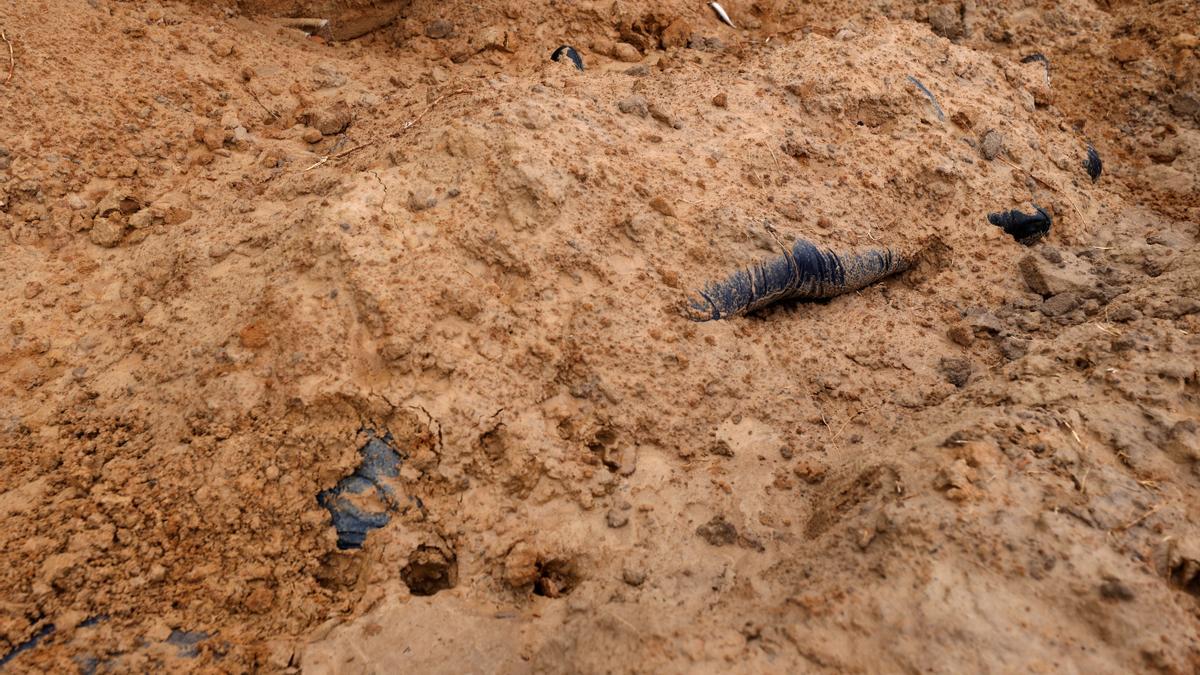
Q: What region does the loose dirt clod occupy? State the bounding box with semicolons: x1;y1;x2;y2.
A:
696;516;738;546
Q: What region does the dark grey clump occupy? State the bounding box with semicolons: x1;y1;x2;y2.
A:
1083;144;1102;182
696;516;738;546
317;431;403;549
988;205;1051;245
166;630;211;658
685;237;909;321
550;45;584;71
1021;52;1049;67
906;75;945;122
1099;577;1135;601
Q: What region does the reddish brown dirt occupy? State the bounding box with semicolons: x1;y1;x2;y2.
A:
1;0;1198;672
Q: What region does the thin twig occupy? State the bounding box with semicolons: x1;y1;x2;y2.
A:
302;89;468;172
335;142;373;159
390;88;470;137
302;141;376;172
830;405;878;443
1064;421;1082;446
244;85;278;120
2;31;13;86
1111;503;1163;533
302;155;329;172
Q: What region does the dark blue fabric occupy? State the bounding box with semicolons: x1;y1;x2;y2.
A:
166;629;210;658
551;45;584;70
690;240;851;319
1084;144;1103;182
988;206;1051;245
317;433;403;550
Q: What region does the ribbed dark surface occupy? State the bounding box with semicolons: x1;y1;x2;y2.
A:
686;239;908;321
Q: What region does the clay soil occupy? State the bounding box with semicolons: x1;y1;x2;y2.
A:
1;0;1199;672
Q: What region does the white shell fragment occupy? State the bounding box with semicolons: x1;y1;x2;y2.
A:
709;2;736;29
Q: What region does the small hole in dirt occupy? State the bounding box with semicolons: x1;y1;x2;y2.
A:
587;427;622;472
1170;558;1200;597
591;428;617;449
401;545;457;597
532;558;578;598
480;426;505;461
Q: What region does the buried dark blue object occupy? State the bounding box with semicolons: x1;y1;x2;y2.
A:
1084;144;1103;183
166;629;211;658
989;205;1052;245
685;239;909;321
550;45;584;70
0;616;106;669
906;75;945;122
0;624;55;668
317;433;403;549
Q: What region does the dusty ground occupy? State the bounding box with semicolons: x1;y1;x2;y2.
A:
1;0;1199;672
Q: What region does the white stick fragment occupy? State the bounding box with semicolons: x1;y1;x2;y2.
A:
709;2;736;29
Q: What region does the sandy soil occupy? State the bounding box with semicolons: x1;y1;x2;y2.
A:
1;0;1198;672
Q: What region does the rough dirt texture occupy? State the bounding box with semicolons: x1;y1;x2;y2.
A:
1;0;1199;672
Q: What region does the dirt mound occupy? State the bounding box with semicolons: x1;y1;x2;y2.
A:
1;0;1198;671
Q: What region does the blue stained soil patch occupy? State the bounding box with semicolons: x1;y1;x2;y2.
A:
0;623;55;669
317;431;404;549
1;615;105;670
165;629;210;658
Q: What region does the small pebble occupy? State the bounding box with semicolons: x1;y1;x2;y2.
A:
618;96;649;117
649;196;676;218
424;19;453;40
793;459;826;483
696;516;737;546
612;42;641;63
407;190;437;212
980;129;1004;160
947;324;974;347
606;510;629;528
938;356;972;388
1099;577;1135;601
